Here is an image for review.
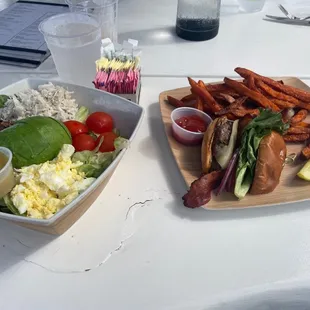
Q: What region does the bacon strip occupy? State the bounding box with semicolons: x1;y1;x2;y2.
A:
182;170;224;209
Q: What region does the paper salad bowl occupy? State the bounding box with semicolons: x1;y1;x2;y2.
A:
0;78;144;235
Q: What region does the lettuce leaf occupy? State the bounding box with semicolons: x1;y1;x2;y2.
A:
75;106;89;123
234;110;289;199
0;195;23;216
0;95;9;108
72;137;128;178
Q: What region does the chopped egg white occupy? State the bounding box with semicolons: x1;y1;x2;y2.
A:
10;144;95;219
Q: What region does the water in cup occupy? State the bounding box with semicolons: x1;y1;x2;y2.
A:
39;13;101;88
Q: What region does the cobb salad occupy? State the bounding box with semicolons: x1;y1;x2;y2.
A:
0;83;128;220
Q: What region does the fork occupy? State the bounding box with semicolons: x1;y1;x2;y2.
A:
278;4;310;20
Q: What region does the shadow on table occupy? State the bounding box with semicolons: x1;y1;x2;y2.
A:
141;102;310;222
0;220;55;275
119;26;196;46
138;102;187;198
206;287;310;310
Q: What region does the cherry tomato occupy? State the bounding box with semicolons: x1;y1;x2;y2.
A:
63;120;88;137
96;131;118;153
86;112;114;134
72;133;96;152
175;115;206;133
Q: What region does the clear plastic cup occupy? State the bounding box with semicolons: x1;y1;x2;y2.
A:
66;0;118;43
237;0;266;13
0;147;15;198
39;12;102;88
171;107;212;145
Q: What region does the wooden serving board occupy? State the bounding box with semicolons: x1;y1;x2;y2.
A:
159;77;310;210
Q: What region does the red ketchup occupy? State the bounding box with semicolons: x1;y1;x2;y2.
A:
172;114;207;146
175;115;206;133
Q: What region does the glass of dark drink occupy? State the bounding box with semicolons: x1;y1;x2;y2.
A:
176;0;221;41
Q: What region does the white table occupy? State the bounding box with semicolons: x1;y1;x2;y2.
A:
1;74;310;309
2;0;310;308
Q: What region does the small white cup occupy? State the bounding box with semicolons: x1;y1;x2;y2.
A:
0;147;15;198
171;107;212;145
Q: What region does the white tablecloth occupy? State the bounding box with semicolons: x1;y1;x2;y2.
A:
1;0;310;308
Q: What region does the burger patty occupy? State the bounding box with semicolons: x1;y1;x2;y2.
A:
212;120;233;155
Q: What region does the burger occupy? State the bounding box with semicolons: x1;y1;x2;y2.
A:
183;111;288;209
201;114;287;196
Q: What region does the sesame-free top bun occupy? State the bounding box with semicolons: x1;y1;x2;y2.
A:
250;131;287;195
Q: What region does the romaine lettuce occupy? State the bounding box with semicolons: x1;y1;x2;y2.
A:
72;137;128;178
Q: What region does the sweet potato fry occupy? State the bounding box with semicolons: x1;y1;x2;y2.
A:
291;109;308;125
284;134;310;142
287;126;310;134
198;80;206;88
235;67;310;103
256;79;300;105
167;96;184;108
200;82;240;97
189;79;223;113
188;77;198;88
302;145;310;159
231;107;260;118
296;122;310;128
232;97;259;117
295;101;310;111
211;90;240;98
213;93;235;104
273;98;310;112
270;99;295;109
195;96;204;111
214;107;231;116
225;113;238;120
181;94;195;102
214;97;258;118
224;77;280;112
203;104;213;115
204;83;229;92
245;75;258;92
232;96;248;106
